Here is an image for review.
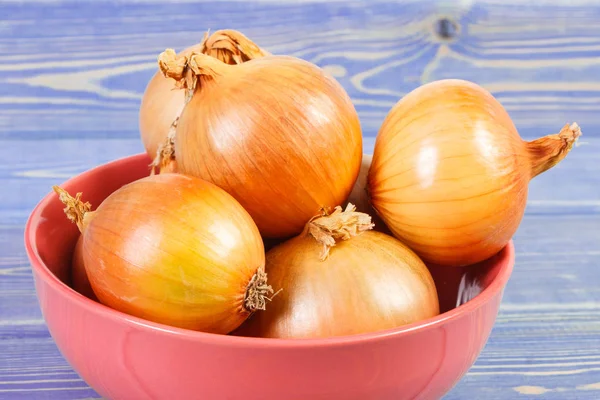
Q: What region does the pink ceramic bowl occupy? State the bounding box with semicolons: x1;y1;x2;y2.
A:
25;153;514;400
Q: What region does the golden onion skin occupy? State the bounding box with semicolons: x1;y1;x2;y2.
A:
368;79;579;267
81;173;266;334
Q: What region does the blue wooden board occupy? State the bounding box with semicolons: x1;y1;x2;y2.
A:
1;0;600;398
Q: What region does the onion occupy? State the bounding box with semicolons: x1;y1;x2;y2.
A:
155;50;363;238
235;204;439;339
139;29;269;173
52;173;274;333
368;79;581;267
71;236;97;301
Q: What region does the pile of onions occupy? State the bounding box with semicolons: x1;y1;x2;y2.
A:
368;79;581;267
53;173;274;334
139;29;269;173
56;28;584;338
154;50;363;238
236;204;439;338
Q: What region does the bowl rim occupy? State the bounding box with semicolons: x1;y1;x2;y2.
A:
25;152;515;349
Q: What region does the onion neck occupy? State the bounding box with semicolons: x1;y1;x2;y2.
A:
158;49;229;91
307;203;374;260
202;29;270;64
158;30;265;89
52;186;94;232
157;29;265;115
526;122;581;179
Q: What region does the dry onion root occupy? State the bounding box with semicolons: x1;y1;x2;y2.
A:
138;29;269;174
235;204;440;339
53;173;275;334
368;79;581;267
155;49;363;238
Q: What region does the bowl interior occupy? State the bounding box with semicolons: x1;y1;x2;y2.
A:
28;153;507;330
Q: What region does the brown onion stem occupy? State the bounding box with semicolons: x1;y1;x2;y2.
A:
307;203;374;260
158;48;198;92
202;29;270;64
158;30;267;91
159;48;232;88
52;186;92;232
243;269;278;313
187;53;228;81
527;122;581;178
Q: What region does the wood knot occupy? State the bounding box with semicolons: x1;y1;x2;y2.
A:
434;17;459;41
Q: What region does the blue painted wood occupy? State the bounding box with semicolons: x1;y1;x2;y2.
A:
1;0;599;398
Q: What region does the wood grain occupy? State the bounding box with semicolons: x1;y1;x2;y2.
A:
2;0;599;140
1;0;600;398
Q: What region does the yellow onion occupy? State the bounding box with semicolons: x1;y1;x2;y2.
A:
138;29;269;173
53;173;273;333
368;79;581;267
235;204;439;339
155;50;363;238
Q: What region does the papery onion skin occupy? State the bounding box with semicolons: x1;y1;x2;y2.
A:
54;173;270;334
167;53;363;238
368;79;580;267
139;30;269;167
235;206;439;339
71;235;97;301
